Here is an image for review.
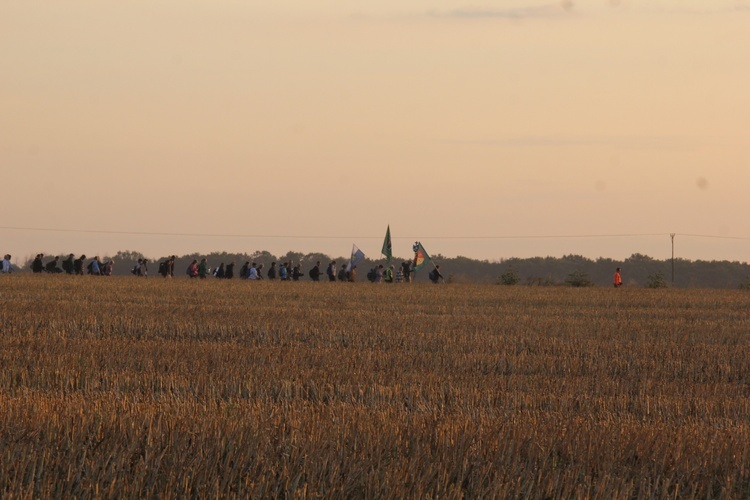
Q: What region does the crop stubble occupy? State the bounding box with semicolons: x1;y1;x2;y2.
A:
0;276;749;497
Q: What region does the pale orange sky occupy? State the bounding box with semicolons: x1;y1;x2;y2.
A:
1;0;749;263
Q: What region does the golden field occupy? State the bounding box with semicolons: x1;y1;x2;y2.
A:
1;275;749;498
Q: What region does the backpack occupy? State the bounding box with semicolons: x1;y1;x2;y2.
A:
87;261;94;273
158;261;167;275
131;265;138;275
367;268;376;282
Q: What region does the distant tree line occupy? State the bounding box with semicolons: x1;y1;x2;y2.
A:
464;253;750;289
16;251;750;288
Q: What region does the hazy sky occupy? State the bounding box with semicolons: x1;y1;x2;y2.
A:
2;0;749;263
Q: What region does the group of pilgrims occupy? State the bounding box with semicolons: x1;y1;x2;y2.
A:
185;258;443;283
4;254;445;283
27;253;116;276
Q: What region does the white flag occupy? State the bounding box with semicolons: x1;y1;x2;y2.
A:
346;244;365;272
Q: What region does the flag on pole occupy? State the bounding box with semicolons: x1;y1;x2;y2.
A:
381;225;392;263
346;244;365;272
412;241;431;272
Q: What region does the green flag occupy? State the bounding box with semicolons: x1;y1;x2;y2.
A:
381;225;392;263
412;241;431;272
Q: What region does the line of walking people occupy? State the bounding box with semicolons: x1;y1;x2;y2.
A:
2;253;444;283
180;258;441;283
27;253;115;276
183;259;338;281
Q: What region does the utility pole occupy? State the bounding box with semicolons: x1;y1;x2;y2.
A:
670;233;675;286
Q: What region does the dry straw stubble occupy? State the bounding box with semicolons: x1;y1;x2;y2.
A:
0;276;749;497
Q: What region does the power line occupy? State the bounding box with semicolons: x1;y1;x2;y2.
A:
0;225;665;240
0;225;367;239
679;233;750;241
1;225;749;241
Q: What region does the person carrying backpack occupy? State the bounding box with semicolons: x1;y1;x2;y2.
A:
293;264;303;281
239;262;250;279
187;260;199;278
429;265;443;284
383;265;394;283
167;256;176;277
401;261;412;283
62;254;75;274
326;261;337;282
214;263;225;278
1;254;13;274
88;257;102;276
31;254;44;273
138;258;148;277
74;255;86;275
45;256;63;274
309;261;321;282
247;263;259;280
395;268;403;283
198;258;208;279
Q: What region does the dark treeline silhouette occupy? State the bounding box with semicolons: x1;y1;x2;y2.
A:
16;250;750;288
446;253;750;288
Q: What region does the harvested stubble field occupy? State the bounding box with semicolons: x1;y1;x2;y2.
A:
1;276;749;498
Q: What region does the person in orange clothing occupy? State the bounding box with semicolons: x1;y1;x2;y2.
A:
614;267;623;288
